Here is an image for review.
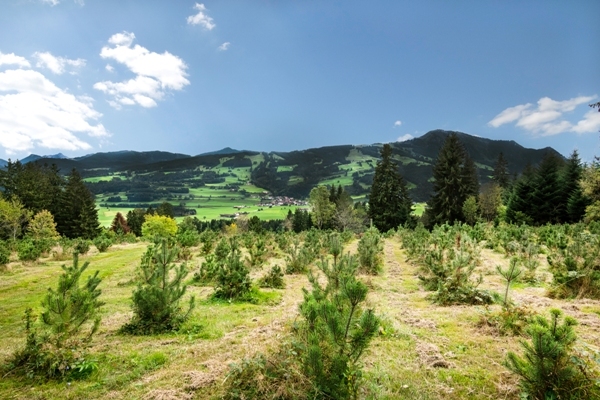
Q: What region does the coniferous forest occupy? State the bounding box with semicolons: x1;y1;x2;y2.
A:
1;128;600;399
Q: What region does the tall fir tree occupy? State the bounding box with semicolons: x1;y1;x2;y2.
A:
530;152;564;225
506;163;536;224
368;144;412;232
425;133;478;226
56;169;100;239
561;150;588;223
492;152;510;189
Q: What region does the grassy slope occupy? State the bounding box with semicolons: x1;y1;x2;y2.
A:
1;236;600;399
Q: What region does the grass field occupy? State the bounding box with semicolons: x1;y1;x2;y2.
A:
1;234;599;399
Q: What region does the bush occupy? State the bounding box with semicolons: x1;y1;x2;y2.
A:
505;309;600;399
74;239;91;255
93;236;112;253
0;241;10;266
4;255;103;379
17;239;43;262
258;265;285;289
177;229;200;248
213;238;252;300
357;227;383;274
547;232;600;299
120;239;195;334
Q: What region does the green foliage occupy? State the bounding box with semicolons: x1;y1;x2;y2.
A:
17;238;43;262
258;265;285;289
505;309;599;399
0;196;32;241
478;304;534;336
93;236;112;253
5;255;103;379
357;227;383;275
55;169;100;239
497;257;522;306
309;186;335;229
285;236;310;274
547;232;600;299
126;208;146;237
245;235;267;268
0;240;10;265
141;214;178;238
198;229;218;255
416;228;496;305
425;133;479;227
73;238;91;255
294;252;379;399
213;238;252;300
121;240;195;334
462;195;479;226
368;143;413;232
27;209;60;241
176;229;200;248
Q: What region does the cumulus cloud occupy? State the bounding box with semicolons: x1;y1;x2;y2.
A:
397;134;414;142
94;31;189;108
33;51;85;74
393;120;402;127
187;3;215;30
488;95;598;136
218;42;230;51
0;52;31;68
0;66;109;154
105;64;114;72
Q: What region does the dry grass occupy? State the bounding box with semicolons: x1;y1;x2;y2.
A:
1;235;599;399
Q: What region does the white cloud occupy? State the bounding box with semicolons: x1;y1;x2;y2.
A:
33;51;85;75
488;95;598;136
0;52;31;68
397;134;414;142
105;64;114;72
0;67;109;154
393;120;402;127
40;0;85;6
218;42;230;51
94;31;189;108
187;3;216;30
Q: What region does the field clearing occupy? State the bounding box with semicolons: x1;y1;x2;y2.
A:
2;234;599;399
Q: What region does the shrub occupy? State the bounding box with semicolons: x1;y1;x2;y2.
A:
357;227;383;274
93;236;112;253
258;265;285;289
121;239;195;334
177;229;200;248
4;255;103;379
547;232;600;299
213;238;252;300
17;239;43;262
285;237;310;274
505;309;600;399
0;241;9;266
74;239;91;255
27;210;60;241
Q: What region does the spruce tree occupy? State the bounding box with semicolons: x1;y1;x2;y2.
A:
561;150;588;223
506;164;536;225
56;169;100;239
530;153;563;225
110;212;131;235
492;152;510;189
126;208;146;236
368;144;412;232
426;133;478;226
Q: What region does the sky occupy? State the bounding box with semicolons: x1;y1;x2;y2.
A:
0;0;599;162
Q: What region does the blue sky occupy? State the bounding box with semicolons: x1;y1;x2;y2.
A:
0;0;599;162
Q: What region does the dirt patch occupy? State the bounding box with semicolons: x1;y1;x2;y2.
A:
416;341;451;369
143;389;193;400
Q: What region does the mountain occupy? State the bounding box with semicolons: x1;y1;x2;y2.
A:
20;154;42;164
197;147;243;156
28;130;562;202
0;159;6;168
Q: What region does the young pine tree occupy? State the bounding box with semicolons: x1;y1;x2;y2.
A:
7;254;103;379
121;239;195;334
368;143;412;232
